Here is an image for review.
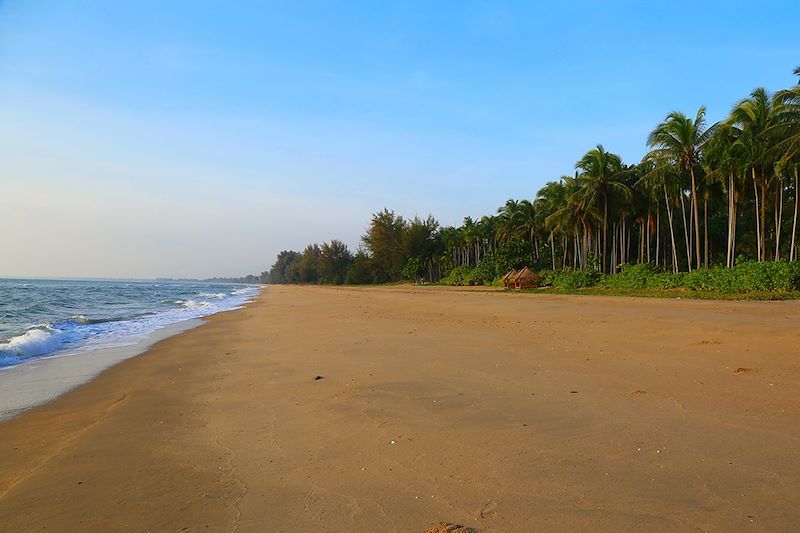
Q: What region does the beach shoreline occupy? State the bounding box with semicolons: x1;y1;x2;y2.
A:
2;285;800;531
0;319;205;422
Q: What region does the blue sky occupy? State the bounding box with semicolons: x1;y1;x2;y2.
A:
1;1;799;278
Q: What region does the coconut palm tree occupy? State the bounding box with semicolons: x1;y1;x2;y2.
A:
647;108;712;270
544;175;600;268
574;145;630;272
512;199;539;260
728;88;782;261
495;199;520;245
703;123;746;266
536;181;570;269
639;153;681;272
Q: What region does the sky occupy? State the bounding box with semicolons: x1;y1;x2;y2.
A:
1;1;799;279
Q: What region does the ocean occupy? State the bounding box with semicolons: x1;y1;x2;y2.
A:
0;278;260;369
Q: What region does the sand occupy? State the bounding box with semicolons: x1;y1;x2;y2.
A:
1;285;800;532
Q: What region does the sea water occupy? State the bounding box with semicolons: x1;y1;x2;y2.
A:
0;278;260;419
0;278;259;368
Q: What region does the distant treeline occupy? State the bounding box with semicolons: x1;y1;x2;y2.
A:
265;212;443;285
203;275;265;284
265;67;800;288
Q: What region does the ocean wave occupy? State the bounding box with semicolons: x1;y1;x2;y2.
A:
180;299;213;311
0;327;68;360
199;292;226;300
0;283;261;369
231;287;257;295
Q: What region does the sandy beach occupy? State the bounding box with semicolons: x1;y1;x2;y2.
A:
1;285;800;531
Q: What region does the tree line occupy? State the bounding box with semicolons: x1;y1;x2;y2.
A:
265;67;800;285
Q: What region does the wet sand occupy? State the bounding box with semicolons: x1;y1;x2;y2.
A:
1;285;800;531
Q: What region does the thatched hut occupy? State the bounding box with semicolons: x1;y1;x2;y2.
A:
513;267;541;290
500;269;519;289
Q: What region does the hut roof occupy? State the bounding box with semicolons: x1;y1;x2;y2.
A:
515;267;536;279
500;269;519;283
514;267;541;284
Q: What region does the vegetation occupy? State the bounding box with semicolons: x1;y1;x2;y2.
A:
264;67;800;297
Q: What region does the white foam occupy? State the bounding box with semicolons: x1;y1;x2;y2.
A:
199;292;226;300
0;327;66;360
181;299;213;311
232;287;256;295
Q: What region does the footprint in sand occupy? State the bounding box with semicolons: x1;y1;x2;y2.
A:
733;367;757;375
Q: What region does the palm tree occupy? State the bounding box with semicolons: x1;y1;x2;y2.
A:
647;108;712;270
639;153;680;272
512;199;538;261
495;199;520;244
575;145;630;272
703;123;745;267
544;175;599;268
728;88;781;261
536;181;569;269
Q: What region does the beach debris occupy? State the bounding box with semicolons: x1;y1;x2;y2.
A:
313;375;324;380
389;440;396;445
424;522;476;533
733;367;755;375
479;500;498;519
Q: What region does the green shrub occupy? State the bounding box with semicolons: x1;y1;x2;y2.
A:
646;272;686;289
440;265;474;286
539;269;559;287
401;256;425;281
681;261;800;292
728;260;800;292
603;263;659;289
549;268;602;289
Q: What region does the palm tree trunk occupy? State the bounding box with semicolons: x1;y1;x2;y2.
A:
663;186;679;273
727;173;734;268
704;198;709;267
761;177;767;261
690;167;702;268
639;221;644;263
628;223;632;265
732;183;738;266
656;207;660;267
679;192;691;271
611;222;617;273
582;221;590;269
642;210;652;263
602;200;608;273
550;235;556;271
530;228;535;263
791;167;799;261
775;177;783;261
753;171;761;261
